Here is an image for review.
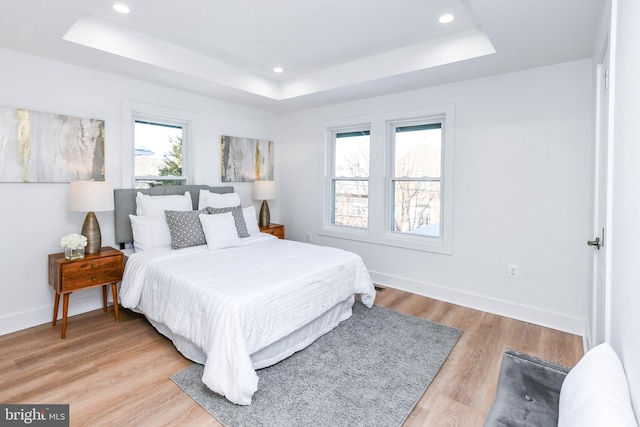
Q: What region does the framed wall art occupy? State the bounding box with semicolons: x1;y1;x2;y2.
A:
221;135;273;182
0;107;105;183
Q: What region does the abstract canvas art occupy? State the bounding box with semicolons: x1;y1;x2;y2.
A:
221;135;273;182
0;107;105;183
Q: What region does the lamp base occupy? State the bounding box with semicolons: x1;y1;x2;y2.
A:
81;211;102;254
259;200;270;227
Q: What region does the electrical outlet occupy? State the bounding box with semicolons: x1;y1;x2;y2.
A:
507;264;520;279
306;232;312;243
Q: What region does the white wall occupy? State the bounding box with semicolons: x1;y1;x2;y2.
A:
609;0;640;412
279;60;594;334
0;49;596;339
0;48;280;335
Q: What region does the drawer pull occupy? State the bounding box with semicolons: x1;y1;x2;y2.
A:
92;277;97;282
91;264;97;269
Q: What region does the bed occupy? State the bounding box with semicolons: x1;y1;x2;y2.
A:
114;185;376;405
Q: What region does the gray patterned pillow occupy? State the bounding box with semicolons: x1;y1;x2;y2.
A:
205;205;249;238
165;210;208;249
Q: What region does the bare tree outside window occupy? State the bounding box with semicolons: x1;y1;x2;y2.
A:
332;130;370;228
328;122;444;237
392;124;442;237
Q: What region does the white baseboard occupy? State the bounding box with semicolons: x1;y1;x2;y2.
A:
0;289;112;336
370;271;586;336
4;272;586;338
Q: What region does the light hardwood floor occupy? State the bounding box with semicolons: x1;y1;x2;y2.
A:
0;287;584;426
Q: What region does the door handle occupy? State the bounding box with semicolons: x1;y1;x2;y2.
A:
587;237;601;250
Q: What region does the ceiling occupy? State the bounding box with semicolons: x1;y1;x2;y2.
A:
0;0;605;112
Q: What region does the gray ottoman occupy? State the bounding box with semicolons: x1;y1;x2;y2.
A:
484;349;569;427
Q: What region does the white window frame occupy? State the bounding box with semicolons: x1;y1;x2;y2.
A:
323;122;372;239
320;104;455;254
122;101;199;188
382;111;453;254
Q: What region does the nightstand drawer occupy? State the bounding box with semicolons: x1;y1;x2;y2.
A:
262;228;284;239
260;223;285;239
59;256;123;291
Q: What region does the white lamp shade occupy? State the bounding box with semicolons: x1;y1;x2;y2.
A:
67;181;114;212
253;180;276;200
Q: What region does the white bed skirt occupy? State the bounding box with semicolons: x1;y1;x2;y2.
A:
147;295;356;369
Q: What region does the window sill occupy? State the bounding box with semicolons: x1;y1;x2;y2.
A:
319;226;452;255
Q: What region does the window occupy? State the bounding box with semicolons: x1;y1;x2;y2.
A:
122;101;197;189
322;104;454;254
330;128;370;228
390;122;442;237
133;120;186;188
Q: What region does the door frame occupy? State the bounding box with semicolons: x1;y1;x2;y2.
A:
589;34;614;349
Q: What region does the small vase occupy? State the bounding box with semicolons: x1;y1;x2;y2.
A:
65;246;85;260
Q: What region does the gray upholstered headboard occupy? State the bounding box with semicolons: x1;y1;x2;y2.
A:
114;185;234;246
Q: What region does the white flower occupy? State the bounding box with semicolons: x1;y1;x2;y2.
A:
60;233;88;249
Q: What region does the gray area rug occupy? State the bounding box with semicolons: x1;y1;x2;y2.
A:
170;303;462;427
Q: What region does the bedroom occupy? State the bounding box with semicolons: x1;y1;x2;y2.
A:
0;0;638;425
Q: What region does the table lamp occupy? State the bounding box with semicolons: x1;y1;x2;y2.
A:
253;180;276;227
67;181;114;254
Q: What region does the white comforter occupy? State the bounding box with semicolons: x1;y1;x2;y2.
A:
119;235;375;405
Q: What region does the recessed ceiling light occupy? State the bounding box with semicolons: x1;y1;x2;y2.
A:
438;14;454;24
113;4;130;14
273;67;284;74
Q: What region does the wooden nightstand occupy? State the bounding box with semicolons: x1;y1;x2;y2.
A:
48;246;124;339
259;223;285;239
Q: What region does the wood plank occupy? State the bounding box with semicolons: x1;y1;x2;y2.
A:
0;286;583;426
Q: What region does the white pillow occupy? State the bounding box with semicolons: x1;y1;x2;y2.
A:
136;191;192;216
198;189;241;209
558;343;637;427
199;213;241;250
243;206;260;237
129;214;172;252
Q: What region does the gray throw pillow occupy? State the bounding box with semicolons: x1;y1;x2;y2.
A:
205;205;249;238
165;209;207;249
